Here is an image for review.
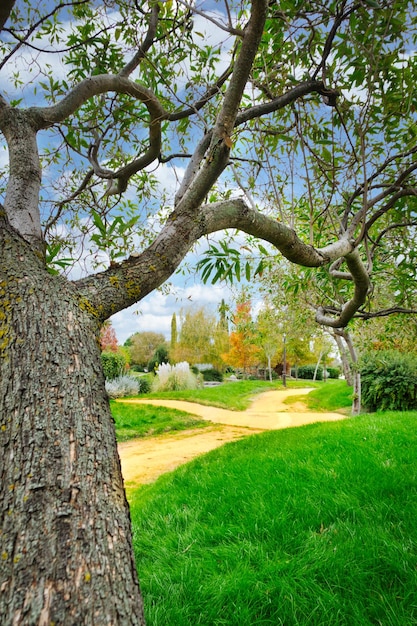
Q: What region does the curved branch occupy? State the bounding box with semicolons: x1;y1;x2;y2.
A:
30;75;167;128
74;197;355;321
315;250;371;328
371;220;417;254
31;74;166;193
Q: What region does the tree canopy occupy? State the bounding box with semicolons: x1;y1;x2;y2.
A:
1;0;417;333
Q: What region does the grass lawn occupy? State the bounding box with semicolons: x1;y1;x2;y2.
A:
286;379;353;412
111;401;210;441
144;378;319;411
130;407;417;625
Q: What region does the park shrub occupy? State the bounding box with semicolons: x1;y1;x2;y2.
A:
105;375;139;398
359;350;417;412
297;364;323;380
152;362;199;392
138;377;151;394
327;367;340;379
202;368;223;382
101;351;127;380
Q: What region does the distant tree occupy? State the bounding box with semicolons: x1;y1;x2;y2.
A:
128;332;167;368
218;299;230;333
172;307;216;365
170;313;178;353
222;299;261;376
148;344;170;374
256;303;281;381
99;321;119;353
212;301;231;372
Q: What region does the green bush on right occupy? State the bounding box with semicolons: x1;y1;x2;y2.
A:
359;350;417;412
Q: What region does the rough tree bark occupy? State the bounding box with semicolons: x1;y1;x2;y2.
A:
0;214;145;625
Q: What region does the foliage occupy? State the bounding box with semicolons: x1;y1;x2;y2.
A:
99;321;119;353
130;411;417;625
222;299;261;375
170;313;177;351
152;362;199;393
4;0;417;620
110;401;209;443
101;351;127;380
148;345;170;374
171;307;217;366
327;367;340;379
201;368;223;383
137;377;151;395
359;350;417;412
128;332;167;368
297;364;323;381
105;375;139;398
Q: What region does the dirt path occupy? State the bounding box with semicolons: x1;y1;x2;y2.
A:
118;388;346;490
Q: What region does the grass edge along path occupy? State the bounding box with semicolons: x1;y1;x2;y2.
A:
111;400;210;442
130;410;417;625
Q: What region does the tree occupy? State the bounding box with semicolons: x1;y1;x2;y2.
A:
147;343;170;373
2;1;417;622
256;303;282;381
222;298;261;376
170;313;178;353
100;320;119;353
128;331;167;368
172;306;216;365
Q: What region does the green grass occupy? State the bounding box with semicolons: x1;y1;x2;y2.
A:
286;379;353;412
145;379;317;411
130;411;417;625
111;401;209;441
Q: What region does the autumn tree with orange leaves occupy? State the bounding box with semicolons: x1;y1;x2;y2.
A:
222;299;261;377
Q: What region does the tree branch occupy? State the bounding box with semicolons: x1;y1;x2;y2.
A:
75;197;355;322
118;4;159;77
30;75;166;127
315;250;371;327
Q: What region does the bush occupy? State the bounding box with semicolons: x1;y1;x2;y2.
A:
202;368;223;382
101;351;127;380
359;350;417;412
152;362;199;392
327;367;340;379
297;364;323;381
105;375;139;398
138;377;151;394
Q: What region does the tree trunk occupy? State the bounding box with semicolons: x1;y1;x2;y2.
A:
334;329;361;415
333;332;353;385
0;225;145;624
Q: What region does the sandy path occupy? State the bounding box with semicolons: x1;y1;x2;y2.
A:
118;388;346;490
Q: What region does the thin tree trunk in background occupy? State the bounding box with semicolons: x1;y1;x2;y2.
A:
334;329;361;415
333;332;353;386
